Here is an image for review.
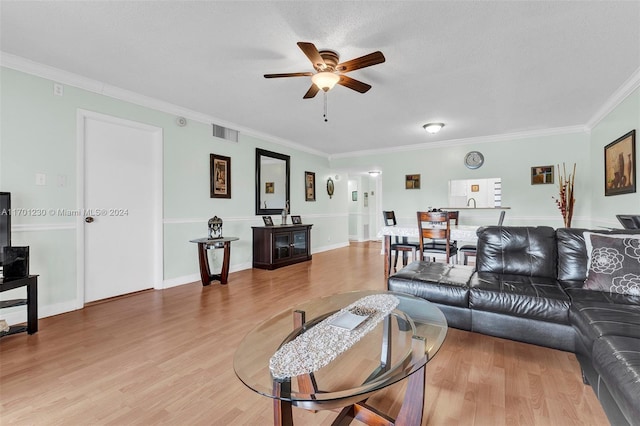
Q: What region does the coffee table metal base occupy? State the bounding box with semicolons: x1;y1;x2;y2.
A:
273;364;426;426
271;310;428;426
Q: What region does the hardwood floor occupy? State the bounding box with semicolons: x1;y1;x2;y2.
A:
0;242;609;425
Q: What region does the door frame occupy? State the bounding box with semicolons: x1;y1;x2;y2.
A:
75;109;163;308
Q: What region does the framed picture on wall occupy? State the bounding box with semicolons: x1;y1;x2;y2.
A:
531;166;554;185
605;130;636;196
352;191;357;201
471;184;480;192
405;174;420;189
305;171;316;201
210;153;231;198
265;182;274;194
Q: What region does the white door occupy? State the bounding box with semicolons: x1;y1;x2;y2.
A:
82;113;162;303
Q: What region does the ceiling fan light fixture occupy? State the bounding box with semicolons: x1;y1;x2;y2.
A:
423;122;445;134
312;72;340;92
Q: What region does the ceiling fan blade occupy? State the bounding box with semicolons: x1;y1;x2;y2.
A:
297;42;327;69
338;75;371;93
336;51;385;73
303;84;320;99
264;72;313;78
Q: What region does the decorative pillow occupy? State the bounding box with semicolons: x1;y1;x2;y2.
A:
583;232;640;296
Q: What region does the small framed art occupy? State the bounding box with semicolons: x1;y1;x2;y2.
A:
291;215;302;224
262;216;274;226
405;174;420;189
210;154;231;198
531;166;554;185
305;171;316;201
265;182;274;194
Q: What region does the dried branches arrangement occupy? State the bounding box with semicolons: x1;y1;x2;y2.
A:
553;163;576;227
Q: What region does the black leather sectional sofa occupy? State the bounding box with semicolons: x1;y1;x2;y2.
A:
388;226;640;426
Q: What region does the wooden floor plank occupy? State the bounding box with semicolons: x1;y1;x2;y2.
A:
0;242;609;425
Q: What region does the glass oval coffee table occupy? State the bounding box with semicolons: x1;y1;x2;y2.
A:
234;290;447;425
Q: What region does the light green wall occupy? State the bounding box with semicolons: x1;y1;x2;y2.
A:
332;131;592;230
2;64;638;318
1;66;346;316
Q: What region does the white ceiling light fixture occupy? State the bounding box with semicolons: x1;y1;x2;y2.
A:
423;123;445;134
368;170;381;176
311;72;340;92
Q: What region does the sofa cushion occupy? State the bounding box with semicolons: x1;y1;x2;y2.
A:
469;272;571;324
556;228;640;283
387;261;474;307
592;336;640;425
583;233;640;296
570;299;640;352
556;228;591;281
565;286;640;306
476;226;557;278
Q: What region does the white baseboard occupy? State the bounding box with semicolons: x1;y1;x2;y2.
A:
0;299;79;325
161;262;254;289
162;273;201;289
312;242;350;253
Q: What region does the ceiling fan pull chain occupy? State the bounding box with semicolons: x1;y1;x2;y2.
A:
323;91;328;122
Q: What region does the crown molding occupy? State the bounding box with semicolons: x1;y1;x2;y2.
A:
0;52;329;158
330;125;587;160
585;66;640;130
4;51;637;161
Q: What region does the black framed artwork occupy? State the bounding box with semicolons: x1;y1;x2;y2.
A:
605;130;636;196
210;153;231;198
305;171;316;201
262;216;274;226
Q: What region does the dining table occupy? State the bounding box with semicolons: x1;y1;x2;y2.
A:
378;224;479;278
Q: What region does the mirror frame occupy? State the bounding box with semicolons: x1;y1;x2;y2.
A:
255;148;290;216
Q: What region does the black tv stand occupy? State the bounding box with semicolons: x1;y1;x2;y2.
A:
0;275;38;337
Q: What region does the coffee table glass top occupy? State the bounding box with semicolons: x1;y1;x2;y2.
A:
234;290;447;406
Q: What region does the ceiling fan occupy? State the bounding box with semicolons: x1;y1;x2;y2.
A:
264;42;386;99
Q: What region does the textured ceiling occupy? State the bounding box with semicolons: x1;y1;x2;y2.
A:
1;1;639;156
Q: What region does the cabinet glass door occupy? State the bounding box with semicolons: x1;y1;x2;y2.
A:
292;231;307;256
274;234;290;260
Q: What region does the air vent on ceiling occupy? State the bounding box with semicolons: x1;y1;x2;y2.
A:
212;123;239;142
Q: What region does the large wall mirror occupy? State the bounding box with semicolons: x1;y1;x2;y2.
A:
448;178;502;208
256;148;290;215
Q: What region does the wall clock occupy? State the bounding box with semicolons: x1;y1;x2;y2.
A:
464;151;484;169
327;177;335;199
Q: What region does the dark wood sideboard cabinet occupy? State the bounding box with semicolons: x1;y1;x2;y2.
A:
252;224;312;270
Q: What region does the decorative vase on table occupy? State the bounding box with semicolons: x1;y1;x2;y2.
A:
208;216;223;239
281;200;290;225
553;163;576;227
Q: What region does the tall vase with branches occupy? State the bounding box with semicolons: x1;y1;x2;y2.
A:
553;163;576;227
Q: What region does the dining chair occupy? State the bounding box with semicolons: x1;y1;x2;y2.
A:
422;210;459;254
417;211;458;264
383;211;420;271
460;210;506;265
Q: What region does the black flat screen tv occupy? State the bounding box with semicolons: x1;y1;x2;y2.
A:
0;192;11;266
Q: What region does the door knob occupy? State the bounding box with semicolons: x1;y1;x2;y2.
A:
85;216;94;223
